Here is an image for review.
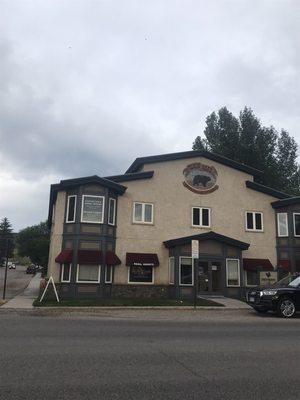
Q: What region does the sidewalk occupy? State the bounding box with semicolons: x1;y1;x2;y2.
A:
1;273;41;309
198;295;251;309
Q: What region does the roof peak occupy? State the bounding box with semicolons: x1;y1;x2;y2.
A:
125;149;262;177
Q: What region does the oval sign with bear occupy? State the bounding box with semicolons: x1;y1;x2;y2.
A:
183;163;218;194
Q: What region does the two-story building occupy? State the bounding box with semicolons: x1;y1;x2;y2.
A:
47;150;300;300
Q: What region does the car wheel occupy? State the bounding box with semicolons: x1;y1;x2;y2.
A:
277;298;296;318
253;308;268;314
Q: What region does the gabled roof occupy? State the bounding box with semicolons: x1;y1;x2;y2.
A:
125;150;262;177
105;171;154;183
47;175;127;226
246;181;290;200
271;197;300;209
163;231;250;250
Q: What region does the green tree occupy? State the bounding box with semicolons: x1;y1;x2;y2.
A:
193;107;300;195
0;217;14;263
16;221;50;269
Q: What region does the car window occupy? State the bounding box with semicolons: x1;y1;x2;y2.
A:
288;276;300;288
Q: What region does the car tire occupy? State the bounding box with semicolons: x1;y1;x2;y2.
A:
253;308;268;314
277;298;296;318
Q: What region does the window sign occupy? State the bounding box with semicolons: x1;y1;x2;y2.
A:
81;195;104;223
129;265;153;283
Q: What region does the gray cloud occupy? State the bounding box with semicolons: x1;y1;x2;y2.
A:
0;0;300;230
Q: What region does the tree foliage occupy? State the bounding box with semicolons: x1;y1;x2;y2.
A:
193;107;300;195
0;217;14;262
16;221;50;268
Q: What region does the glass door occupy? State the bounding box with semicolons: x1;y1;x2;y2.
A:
198;260;222;293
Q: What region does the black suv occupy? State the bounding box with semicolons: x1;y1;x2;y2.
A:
247;274;300;318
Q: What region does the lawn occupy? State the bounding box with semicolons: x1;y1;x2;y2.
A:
34;297;223;307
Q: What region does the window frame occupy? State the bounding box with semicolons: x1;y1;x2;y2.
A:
127;265;154;285
81;195;105;224
226;258;240;287
108;198;116;226
277;212;288;237
191;207;211;228
76;264;101;283
244;270;258;287
293;213;300;237
179;256;194;286
105;265;113;283
169;257;175;285
61;263;71;283
245;211;263;232
132;202;154;224
66;195;77;223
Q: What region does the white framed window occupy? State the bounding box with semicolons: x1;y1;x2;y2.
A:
293;213;300;237
108;198;116;226
105;265;113;283
66;195;77;223
277;213;288;237
76;264;101;283
245;211;263;232
81;195;105;224
179;257;194;286
226;259;240;287
133;202;153;224
169;257;175;285
128;265;154;284
192;207;210;227
61;263;71;283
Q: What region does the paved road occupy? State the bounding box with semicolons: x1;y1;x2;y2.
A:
0;309;299;400
0;266;32;300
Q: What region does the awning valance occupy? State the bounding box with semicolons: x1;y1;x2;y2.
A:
126;252;159;267
55;249;121;265
55;249;73;263
243;258;273;272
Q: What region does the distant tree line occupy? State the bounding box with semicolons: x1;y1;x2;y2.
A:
193;107;300;195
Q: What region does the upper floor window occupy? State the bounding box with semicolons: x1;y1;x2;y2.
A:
133;202;153;224
66;195;76;223
293;213;300;237
108;198;116;226
245;211;263;232
277;213;288;237
81;195;105;224
192;207;210;228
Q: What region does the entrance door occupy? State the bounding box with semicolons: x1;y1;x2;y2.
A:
198;260;222;293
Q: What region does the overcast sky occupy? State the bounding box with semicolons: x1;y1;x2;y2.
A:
1;0;300;231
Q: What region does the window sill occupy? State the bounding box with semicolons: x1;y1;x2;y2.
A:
245;229;264;233
132;222;154;226
191;225;211;229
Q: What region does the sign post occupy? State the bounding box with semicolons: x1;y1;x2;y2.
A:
192;240;199;309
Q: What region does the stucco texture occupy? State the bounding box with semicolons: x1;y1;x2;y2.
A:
115;156;278;285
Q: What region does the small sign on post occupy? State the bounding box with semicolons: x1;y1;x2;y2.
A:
191;240;199;259
191;240;199;309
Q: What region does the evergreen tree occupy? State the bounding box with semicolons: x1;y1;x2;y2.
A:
193;107;300;195
0;217;14;263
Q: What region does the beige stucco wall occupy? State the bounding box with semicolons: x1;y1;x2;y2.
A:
47;191;66;282
114;156;278;285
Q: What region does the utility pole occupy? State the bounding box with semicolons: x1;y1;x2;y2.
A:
2;237;10;300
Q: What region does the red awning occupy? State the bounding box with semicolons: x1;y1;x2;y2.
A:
55;249;73;263
55;249;121;265
243;258;274;272
126;252;159;267
278;260;290;271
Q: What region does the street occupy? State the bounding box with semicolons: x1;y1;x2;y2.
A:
0;309;299;400
0;266;32;300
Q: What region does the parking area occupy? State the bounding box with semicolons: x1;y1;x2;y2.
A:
0;266;33;300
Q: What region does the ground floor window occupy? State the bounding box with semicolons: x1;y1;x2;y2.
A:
128;265;154;284
76;264;100;283
169;257;175;284
105;265;113;283
61;263;71;283
226;259;240;287
245;270;258;286
179;257;194;286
